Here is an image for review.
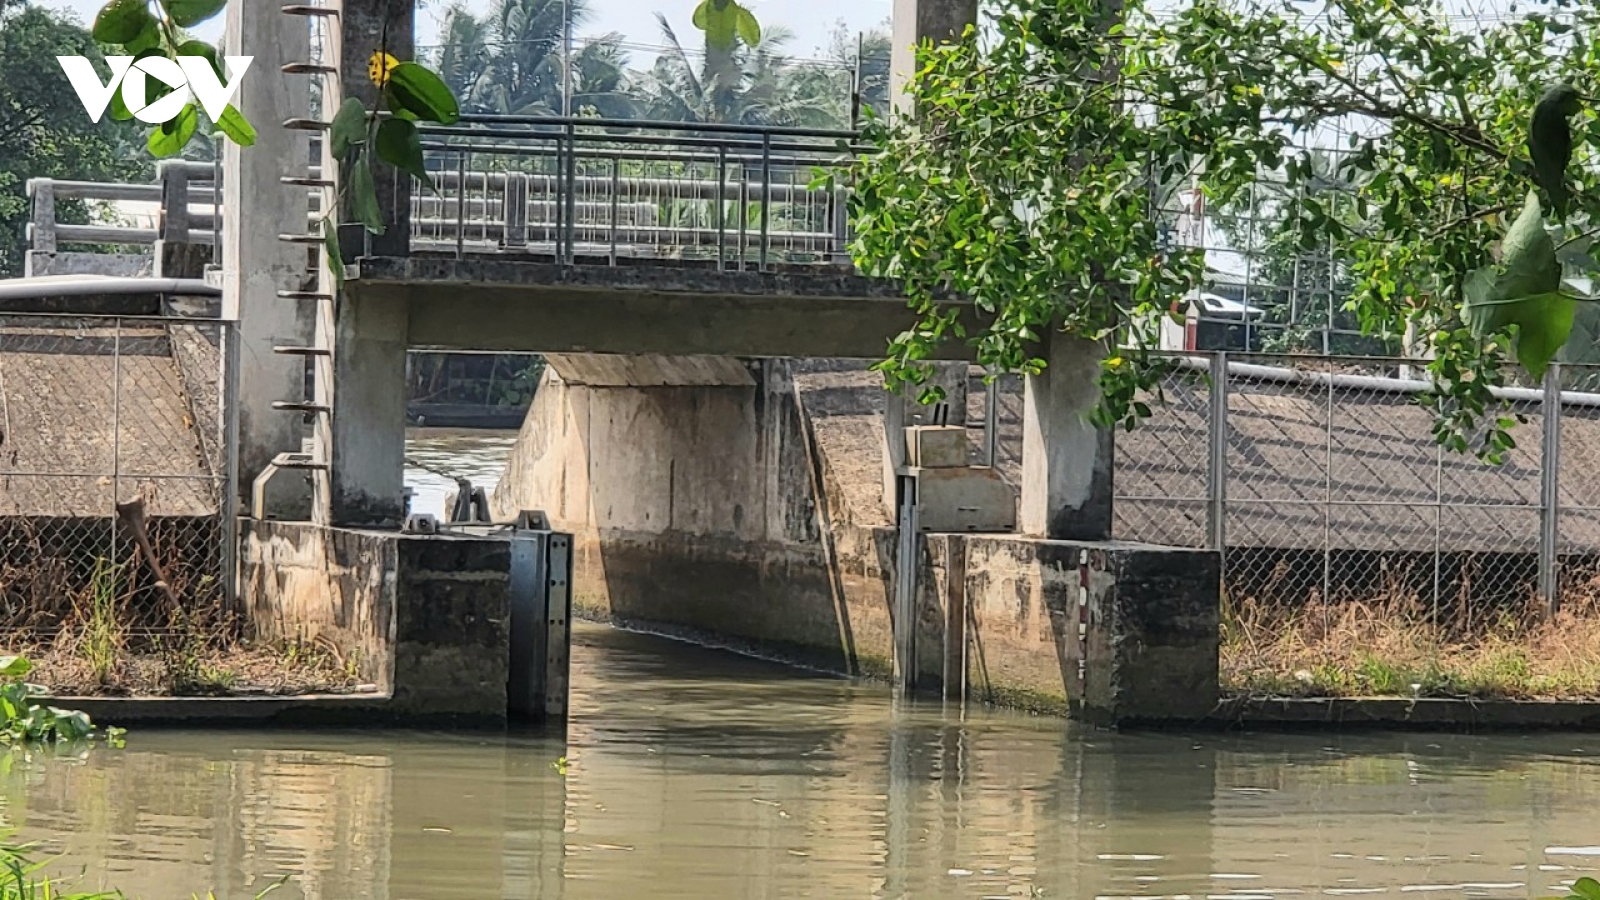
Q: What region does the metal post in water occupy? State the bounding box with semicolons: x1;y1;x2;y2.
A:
893;472;920;697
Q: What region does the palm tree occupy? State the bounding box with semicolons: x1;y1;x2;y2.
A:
433;0;635;117
639;15;846;127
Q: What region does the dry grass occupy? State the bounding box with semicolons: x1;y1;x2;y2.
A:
14;637;370;698
2;536;369;697
1223;568;1600;700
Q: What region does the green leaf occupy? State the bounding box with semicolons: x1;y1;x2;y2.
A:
109;87;134;122
383;93;419;123
216;104;256;147
1461;193;1574;378
147;103;199;158
385;62;460;125
351;160;386;235
0;657;32;680
177;40;223;80
691;0;710;29
700;2;739;50
1572;877;1600;900
123;15;162;53
374;118;431;188
329;98;368;162
735;5;762;46
1530;83;1581;219
322;218;345;291
93;0;152;44
159;0;228;27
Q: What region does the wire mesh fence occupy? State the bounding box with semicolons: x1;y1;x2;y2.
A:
1111;352;1600;626
0;314;234;647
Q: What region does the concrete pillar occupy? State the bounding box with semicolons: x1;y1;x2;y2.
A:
323;296;410;526
330;0;413;259
890;0;978;113
1020;333;1113;540
223;0;314;500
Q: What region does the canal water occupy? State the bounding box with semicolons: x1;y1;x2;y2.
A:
2;623;1600;899
403;427;521;519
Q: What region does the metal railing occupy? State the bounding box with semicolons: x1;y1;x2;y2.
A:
0;313;238;641
1105;352;1600;618
27;118;866;270
409;116;863;266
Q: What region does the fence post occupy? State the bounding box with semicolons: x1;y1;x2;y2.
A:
159;162;191;243
220;320;242;613
504;172;529;250
28;179;56;253
1540;363;1563;615
1207;352;1229;553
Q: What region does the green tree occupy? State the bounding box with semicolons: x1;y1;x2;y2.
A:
640;15;845;127
1207;150;1395;356
849;0;1600;460
435;0;637;118
0;1;149;275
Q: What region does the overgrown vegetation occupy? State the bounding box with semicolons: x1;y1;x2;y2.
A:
849;0;1600;461
1222;574;1600;700
0;656;119;745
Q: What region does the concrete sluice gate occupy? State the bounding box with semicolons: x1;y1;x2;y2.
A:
481;354;1220;726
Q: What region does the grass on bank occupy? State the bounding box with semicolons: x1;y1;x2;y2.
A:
1221;577;1600;701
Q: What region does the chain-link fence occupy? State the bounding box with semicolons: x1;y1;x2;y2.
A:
1113;352;1600;625
0;314;235;647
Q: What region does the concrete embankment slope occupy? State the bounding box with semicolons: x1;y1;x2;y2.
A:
0;318;220;517
490;355;1221;723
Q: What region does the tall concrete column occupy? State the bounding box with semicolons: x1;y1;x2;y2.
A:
222;1;314;499
1020;333;1113;540
323;295;409;526
330;0;413;258
314;0;414;527
890;0;978;112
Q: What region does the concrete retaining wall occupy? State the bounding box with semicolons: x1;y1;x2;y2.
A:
492;356;1222;723
239;521;511;723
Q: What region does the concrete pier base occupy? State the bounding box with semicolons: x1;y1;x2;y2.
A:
239;521;569;726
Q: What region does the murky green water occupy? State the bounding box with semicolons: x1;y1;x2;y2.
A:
3;623;1600;899
403;427;520;518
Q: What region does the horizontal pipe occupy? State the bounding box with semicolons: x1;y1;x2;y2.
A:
1173;354;1600;409
443;113;860;142
0;276;218;298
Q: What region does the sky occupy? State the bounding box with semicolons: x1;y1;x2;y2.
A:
47;0;894;67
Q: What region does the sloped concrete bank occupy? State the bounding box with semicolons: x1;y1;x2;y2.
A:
490;355;1221;725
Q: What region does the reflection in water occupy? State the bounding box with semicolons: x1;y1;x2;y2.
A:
402;427;520;519
4;624;1600;899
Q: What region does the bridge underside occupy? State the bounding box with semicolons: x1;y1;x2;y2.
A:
347;256;978;360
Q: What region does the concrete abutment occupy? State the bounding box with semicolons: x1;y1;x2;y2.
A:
491;355;1220;725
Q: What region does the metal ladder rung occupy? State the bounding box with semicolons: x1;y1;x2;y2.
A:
282;63;338;75
273;345;331;356
284;118;329;132
272;401;331;414
281;4;340;16
271;452;329;471
282;176;334;187
277;290;334;301
278;233;324;245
